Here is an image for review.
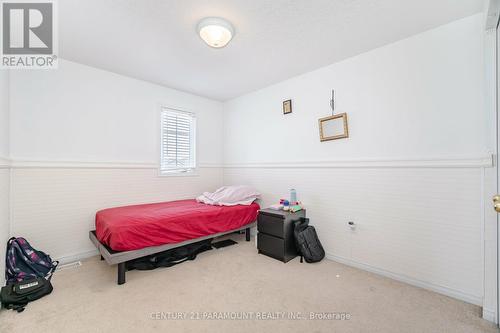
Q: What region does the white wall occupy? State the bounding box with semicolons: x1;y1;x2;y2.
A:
224;14;489;164
8;60;224;262
10;60;223;165
223;14;491;306
0;70;8;159
0;69;10;286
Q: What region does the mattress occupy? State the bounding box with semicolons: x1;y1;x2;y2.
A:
95;199;260;251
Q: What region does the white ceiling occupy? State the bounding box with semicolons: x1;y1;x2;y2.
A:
59;0;484;101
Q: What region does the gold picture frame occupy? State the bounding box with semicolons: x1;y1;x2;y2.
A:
283;99;292;114
318;113;349;141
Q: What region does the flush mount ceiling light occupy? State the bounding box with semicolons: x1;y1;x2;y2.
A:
197;17;234;48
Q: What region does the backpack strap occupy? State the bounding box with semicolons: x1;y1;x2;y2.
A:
46;261;59;281
4;302;27;313
299;217;309;226
14;304;26;313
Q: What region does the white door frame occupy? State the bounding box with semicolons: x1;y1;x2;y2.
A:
496;25;499;326
485;0;500;325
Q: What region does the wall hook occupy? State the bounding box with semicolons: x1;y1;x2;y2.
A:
330;89;335;115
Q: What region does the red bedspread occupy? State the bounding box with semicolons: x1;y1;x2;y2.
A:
95;199;260;251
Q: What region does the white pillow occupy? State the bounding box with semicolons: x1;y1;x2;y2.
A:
197;185;260;206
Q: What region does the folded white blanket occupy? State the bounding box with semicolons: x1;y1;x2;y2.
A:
196;185;260;206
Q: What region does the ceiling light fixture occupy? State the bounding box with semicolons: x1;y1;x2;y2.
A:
197;17;234;48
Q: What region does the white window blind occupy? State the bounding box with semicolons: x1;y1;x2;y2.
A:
160;108;196;174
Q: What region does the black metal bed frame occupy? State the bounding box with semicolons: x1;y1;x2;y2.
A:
89;223;254;285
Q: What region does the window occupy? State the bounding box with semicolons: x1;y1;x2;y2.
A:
160;107;196;174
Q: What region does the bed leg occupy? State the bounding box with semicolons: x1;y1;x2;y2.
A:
245;227;251;241
117;263;126;285
100;255;104;261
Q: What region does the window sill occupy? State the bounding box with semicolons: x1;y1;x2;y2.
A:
158;170;199;177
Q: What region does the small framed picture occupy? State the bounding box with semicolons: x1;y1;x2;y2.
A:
283;99;292;114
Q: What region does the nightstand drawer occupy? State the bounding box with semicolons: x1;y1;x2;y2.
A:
257;233;284;261
257;213;284;238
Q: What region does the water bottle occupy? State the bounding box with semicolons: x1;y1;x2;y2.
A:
290;189;297;204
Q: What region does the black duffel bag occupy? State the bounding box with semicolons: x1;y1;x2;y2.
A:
126;239;213;271
1;277;53;312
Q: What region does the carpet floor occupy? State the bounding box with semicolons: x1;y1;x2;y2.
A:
0;234;497;333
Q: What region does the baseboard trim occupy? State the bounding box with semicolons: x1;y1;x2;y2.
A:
55;249;99;265
326;253;482;306
482;307;497;323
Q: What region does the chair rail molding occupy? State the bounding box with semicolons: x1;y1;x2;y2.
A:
0;156;11;169
8;159;223;169
222;155;494;169
7;155;493;169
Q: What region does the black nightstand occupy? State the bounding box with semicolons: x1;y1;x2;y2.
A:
257;208;306;262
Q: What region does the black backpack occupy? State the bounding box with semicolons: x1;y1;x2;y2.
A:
126;239;213;270
1;277;53;312
294;218;325;263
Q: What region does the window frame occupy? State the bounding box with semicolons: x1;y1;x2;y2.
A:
158;105;197;176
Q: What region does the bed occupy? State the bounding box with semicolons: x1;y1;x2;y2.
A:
89;199;260;284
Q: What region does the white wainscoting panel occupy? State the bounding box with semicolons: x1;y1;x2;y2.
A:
224;166;483;305
10;167;223;263
0;169;10;286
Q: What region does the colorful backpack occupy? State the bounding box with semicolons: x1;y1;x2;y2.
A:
5;237;58;283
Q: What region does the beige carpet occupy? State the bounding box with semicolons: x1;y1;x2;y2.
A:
0;234;497;333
